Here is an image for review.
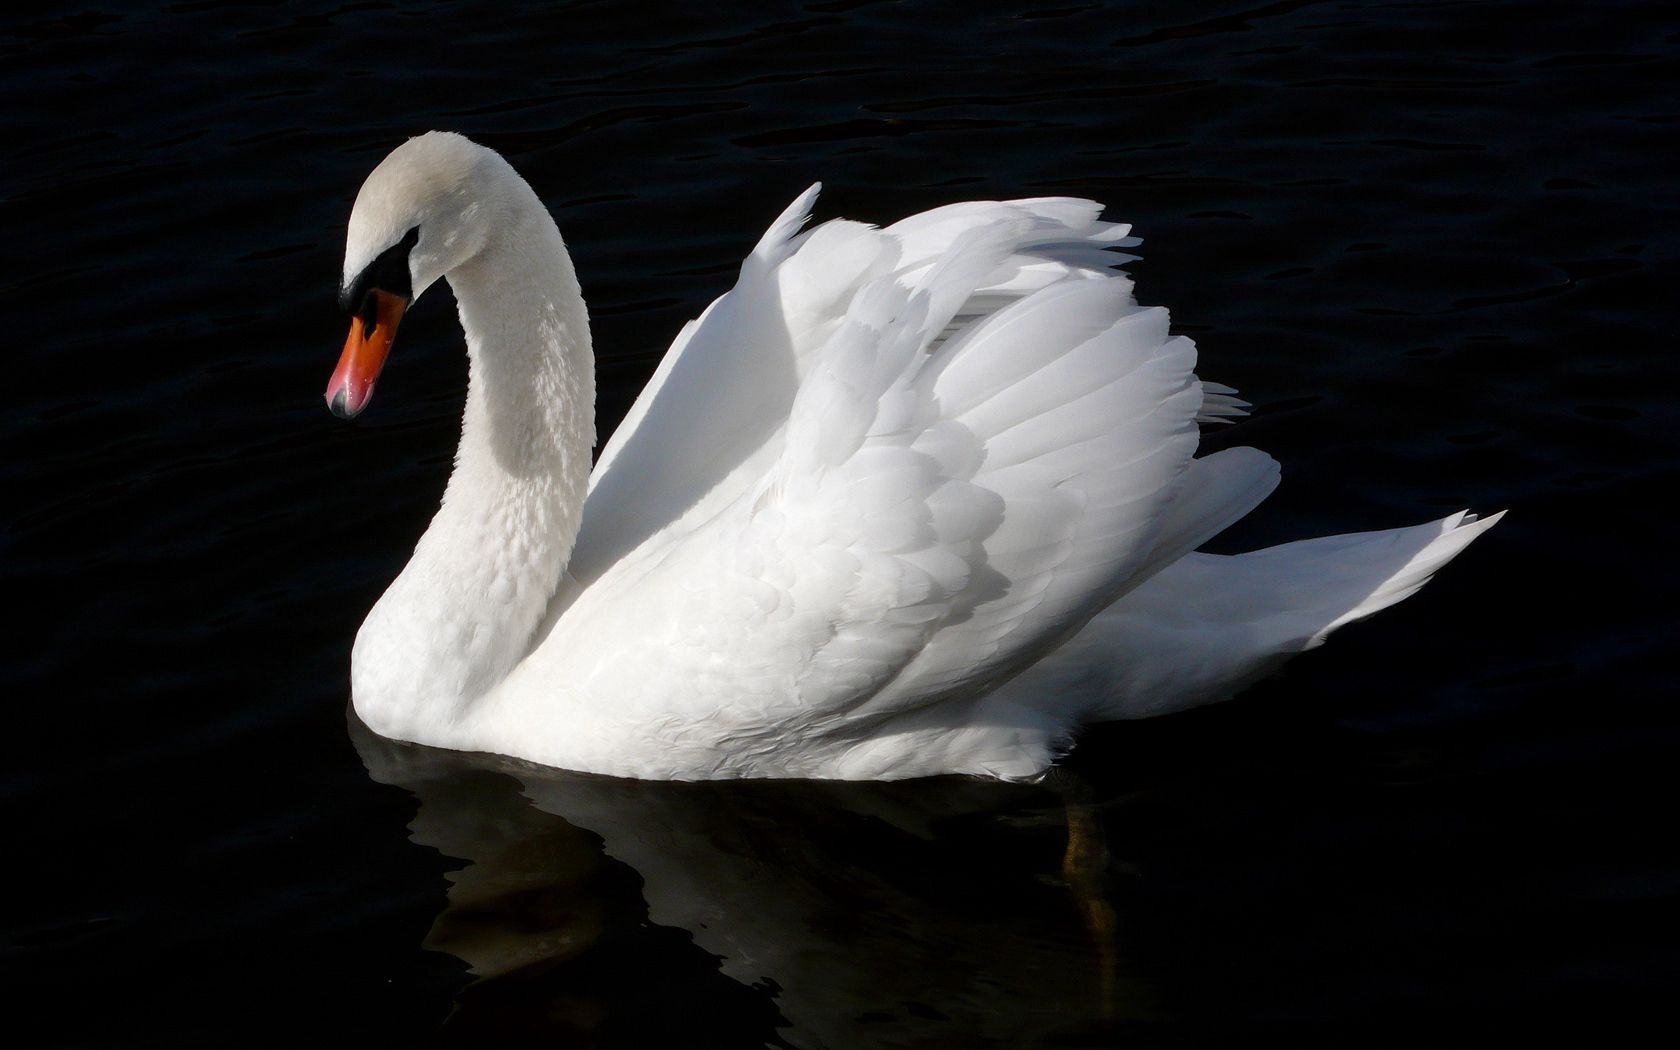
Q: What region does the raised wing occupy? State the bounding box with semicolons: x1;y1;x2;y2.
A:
569;186;1161;588
523;189;1258;778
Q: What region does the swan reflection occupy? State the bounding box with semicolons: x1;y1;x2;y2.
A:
351;711;1148;1047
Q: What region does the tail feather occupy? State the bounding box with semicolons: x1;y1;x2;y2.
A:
988;510;1504;722
1293;509;1504;647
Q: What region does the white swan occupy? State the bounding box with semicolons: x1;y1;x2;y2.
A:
326;132;1499;781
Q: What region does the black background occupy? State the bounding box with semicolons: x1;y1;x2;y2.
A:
3;2;1675;1047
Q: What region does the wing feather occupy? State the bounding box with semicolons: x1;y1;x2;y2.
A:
524;189;1260;777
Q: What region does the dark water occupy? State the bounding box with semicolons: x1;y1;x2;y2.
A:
4;1;1676;1046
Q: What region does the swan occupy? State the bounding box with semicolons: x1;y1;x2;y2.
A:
326;131;1499;781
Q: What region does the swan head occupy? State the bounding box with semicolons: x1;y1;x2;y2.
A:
328;131;504;418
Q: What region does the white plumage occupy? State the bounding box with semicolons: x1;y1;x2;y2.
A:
330;132;1500;781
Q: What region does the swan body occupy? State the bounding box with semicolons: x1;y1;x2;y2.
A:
328;132;1499;781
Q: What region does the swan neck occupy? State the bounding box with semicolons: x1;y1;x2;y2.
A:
452;225;594;492
354;178;593;740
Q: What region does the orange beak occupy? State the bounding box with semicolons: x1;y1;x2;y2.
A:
326;288;408;419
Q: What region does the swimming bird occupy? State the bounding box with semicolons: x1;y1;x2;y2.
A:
326;131;1498;781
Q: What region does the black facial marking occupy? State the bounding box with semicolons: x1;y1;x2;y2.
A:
359;293;379;339
339;225;420;314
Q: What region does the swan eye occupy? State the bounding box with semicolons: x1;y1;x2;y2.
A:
340;225;420;314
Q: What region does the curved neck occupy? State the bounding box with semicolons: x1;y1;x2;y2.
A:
353;186;593;740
